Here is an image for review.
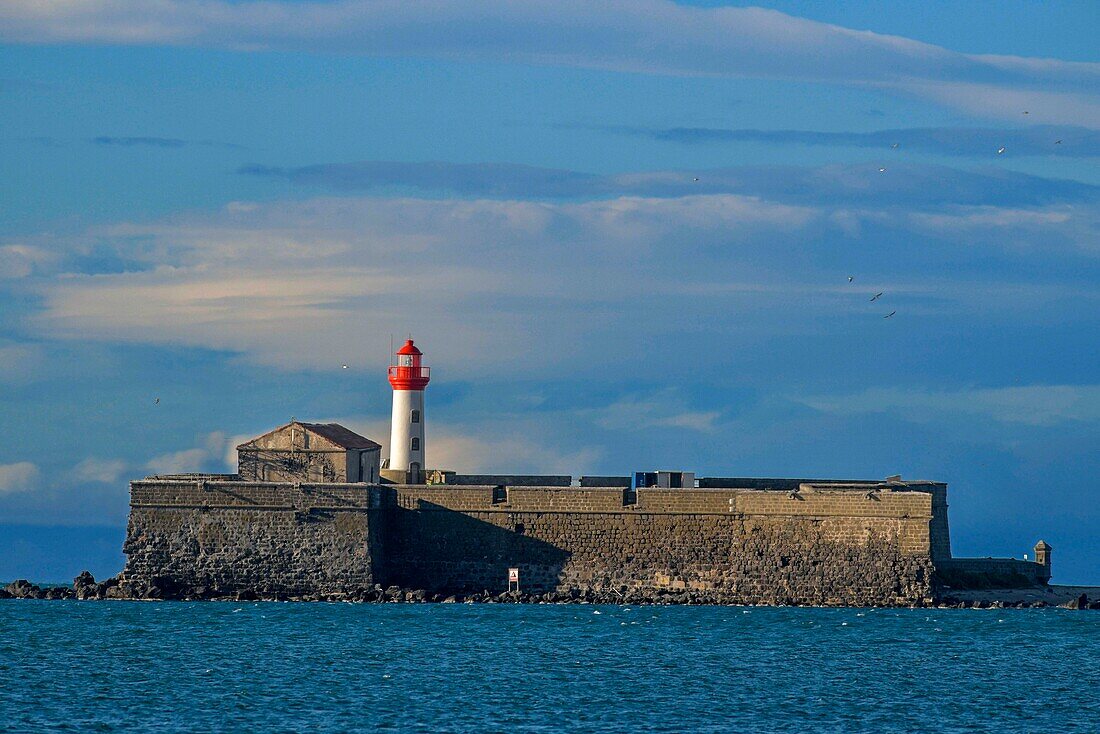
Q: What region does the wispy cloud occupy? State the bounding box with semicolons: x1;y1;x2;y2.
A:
596;391;721;432
308;418;600;476
800;385;1100;427
145;432;232;475
73;457;128;484
0;462;39;495
240;161;602;197
33;192;818;371
240;159;1100;207
27;178;1099;377
0;244;56;278
91;136;242;149
593;125;1100;158
1;1;1097;126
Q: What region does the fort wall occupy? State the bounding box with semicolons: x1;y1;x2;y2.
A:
123;480;380;597
937;557;1050;587
380;484;938;605
120;480;983;605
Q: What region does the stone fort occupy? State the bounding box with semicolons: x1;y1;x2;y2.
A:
119;341;1052;605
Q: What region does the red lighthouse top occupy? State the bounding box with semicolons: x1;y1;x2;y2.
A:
388;339;430;390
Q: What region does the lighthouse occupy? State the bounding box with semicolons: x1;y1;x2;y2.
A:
388;339;430;482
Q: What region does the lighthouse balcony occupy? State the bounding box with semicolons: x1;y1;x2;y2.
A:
388;365;430;380
388;365;430;389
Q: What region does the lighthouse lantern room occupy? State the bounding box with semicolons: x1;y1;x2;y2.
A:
388;339;430;482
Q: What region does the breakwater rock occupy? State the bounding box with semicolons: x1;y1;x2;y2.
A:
4;575;1100;609
1;573;122;601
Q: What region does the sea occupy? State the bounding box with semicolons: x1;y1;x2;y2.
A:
1;602;1097;732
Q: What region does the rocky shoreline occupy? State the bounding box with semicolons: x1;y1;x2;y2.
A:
3;573;1099;609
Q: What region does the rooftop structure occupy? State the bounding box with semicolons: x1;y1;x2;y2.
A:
236;420;381;483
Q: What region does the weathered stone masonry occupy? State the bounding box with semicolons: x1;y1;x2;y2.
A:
120;478;1048;604
124;481;382;597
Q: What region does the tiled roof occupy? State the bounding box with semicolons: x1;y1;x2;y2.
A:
237;422;382;451
296;423;382;450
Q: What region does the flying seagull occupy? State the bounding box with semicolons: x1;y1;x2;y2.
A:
693;177;699;182
154;397;160;405
1023;110;1029;115
870;292;883;302
1055;139;1062;145
997;146;1006;154
891;142;899;149
884;310;896;319
341;364;348;369
878;167;886;173
847;276;854;283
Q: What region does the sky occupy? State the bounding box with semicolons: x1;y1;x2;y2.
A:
1;0;1098;583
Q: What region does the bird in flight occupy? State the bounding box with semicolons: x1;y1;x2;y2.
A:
878;167;886;173
341;364;348;369
884;311;896;319
890;143;899;149
154;397;160;405
870;292;883;302
1055;139;1062;145
997;146;1006;154
1023;110;1029;115
693;177;699;182
847;276;854;283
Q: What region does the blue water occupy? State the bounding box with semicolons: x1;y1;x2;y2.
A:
1;602;1097;732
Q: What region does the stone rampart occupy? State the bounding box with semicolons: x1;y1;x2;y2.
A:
122;480;380;597
938;557;1050;588
120;479;1046;605
378;484;938;605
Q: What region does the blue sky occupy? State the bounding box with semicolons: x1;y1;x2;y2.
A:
1;0;1098;583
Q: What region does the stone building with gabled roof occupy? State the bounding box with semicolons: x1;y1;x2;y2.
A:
236;421;381;484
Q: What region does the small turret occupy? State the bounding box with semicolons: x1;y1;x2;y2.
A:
1033;540;1052;582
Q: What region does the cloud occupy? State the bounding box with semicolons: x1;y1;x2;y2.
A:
905;204;1100;254
91;136;241;149
0;244;56;278
0;462;39;495
93;136;188;148
800;385;1100;427
23;164;1100;378
596;391;721;432
32;192;819;371
1;1;1097;126
240;161;602;198
595;125;1100;158
145;448;210;475
338;419;600;476
239;159;1100;207
145;432;232;475
73;457;128;484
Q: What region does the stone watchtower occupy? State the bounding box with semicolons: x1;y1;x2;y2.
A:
1033;540;1052;582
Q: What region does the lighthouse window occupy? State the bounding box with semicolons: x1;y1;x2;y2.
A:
411;437;420;451
411;409;420;424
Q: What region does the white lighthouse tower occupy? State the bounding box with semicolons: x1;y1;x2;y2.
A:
388;338;430;482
